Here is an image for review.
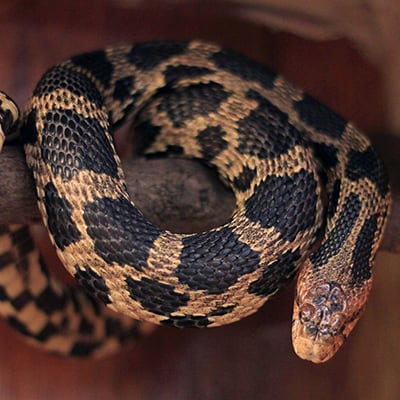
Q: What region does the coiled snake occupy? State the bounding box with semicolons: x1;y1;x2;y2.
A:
0;41;390;363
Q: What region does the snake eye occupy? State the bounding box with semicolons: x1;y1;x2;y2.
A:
299;303;314;321
328;286;346;312
329;313;345;333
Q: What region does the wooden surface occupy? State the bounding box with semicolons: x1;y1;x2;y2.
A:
0;1;399;399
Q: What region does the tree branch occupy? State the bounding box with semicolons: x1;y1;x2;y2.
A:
0;136;398;253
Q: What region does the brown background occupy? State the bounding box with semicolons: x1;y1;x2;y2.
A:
0;1;399;399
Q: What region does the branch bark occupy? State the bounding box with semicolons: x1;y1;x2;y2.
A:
0;136;398;253
0;146;235;233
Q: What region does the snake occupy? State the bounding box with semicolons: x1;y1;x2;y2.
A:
0;40;390;363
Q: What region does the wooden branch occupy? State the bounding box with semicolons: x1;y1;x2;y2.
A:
0;146;235;233
0;138;398;252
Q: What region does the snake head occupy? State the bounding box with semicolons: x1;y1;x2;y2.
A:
0;91;20;149
292;282;356;363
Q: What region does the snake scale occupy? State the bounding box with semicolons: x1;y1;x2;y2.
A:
0;41;390;363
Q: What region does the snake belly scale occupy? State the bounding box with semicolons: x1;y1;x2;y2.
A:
0;40;390;362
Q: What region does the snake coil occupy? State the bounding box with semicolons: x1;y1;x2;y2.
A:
0;41;390;362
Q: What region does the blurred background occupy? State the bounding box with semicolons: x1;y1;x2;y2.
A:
0;1;399;399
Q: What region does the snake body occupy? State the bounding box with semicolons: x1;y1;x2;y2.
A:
0;41;390;362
